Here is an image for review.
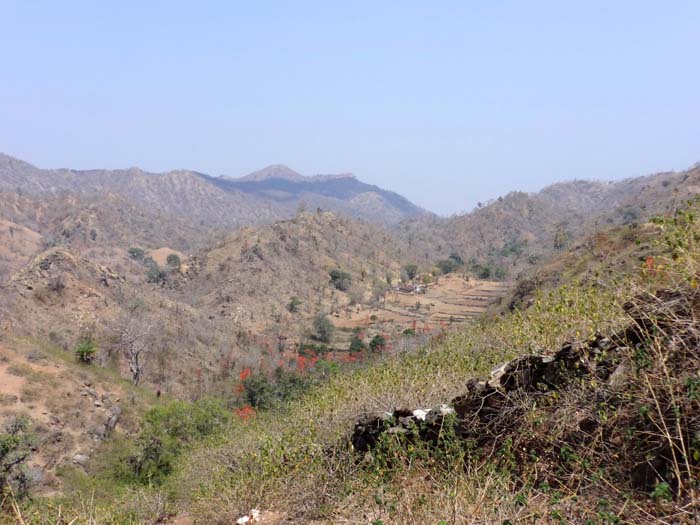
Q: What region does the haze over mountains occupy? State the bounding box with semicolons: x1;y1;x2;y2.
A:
0;153;427;229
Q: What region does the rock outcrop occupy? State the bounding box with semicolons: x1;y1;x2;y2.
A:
350;333;622;452
350;286;700;497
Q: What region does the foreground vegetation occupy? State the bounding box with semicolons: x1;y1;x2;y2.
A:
4;201;700;523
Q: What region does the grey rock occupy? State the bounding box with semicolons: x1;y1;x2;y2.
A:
72;453;89;466
105;413;119;433
26;466;44;483
608;361;630;390
84;387;97;398
87;425;105;439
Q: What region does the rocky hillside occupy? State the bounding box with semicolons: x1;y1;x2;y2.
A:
0;210;434;399
15;196;696;524
0;337;159;497
0;190;213;285
176;211;402;330
398;163;700;279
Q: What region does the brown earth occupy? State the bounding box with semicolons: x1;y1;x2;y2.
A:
0;219;43;279
0;339;151;495
147;247;187;268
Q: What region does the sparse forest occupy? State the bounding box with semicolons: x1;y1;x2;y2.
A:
1;158;700;524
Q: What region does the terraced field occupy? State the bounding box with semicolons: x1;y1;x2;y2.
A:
335;273;511;335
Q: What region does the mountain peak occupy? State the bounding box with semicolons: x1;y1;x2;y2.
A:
238;165;306;182
237;165;357;183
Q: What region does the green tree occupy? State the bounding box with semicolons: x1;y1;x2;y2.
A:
166;253;181;269
118;399;230;486
243;368;311;409
329;269;352;291
369;334;386;352
349;334;367;353
478;266;491;279
242;375;275;409
298;342;330;355
313;314;334;343
436;258;459;275
146;264;167;284
448;253;464;265
403;263;418;280
128;247;145;260
553;224;569;251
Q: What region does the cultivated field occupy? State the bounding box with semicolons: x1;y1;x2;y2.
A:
335;273;511;335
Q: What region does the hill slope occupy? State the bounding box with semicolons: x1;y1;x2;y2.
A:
398;163;700;279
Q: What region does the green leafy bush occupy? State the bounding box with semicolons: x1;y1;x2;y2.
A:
128;247;145;260
436;258;460;275
166;253;181;269
0;417;36;498
369;334;386;352
469;259;507;280
146;264;167;284
448;253;464;265
243;369;312;410
298;342;330;356
349;334;367;353
116;398;230;486
287;296;302;313
329;269;352;291
74;338;97;363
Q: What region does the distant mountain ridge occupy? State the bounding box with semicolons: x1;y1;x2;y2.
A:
0;154;427;227
234;164;354;182
201;164;422;221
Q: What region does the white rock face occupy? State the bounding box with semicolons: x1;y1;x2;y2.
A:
412;409;429;421
236;509;262;524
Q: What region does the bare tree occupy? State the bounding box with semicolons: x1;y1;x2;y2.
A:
114;315;153;386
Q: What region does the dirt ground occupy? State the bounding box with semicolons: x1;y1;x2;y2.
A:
0;341;134;495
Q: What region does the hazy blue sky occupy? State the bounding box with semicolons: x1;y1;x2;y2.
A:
2;1;699;215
